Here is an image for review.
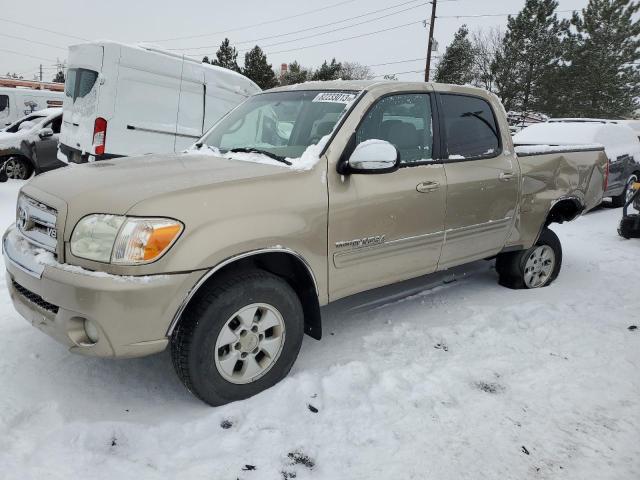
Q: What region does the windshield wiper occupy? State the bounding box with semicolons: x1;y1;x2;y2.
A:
229;147;292;166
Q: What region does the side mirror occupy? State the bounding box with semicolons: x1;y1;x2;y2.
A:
39;128;54;139
347;140;400;174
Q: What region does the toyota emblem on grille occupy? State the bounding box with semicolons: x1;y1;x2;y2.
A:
17;205;29;231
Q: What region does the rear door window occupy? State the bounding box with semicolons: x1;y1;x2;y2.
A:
440;94;500;160
65;68;98;100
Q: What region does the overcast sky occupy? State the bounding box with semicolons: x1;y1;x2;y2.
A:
1;0;591;83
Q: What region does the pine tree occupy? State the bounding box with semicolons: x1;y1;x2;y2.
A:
435;25;475;85
202;56;210;64
280;61;309;85
563;0;640;118
493;0;569;115
242;46;278;90
311;59;342;81
212;38;241;72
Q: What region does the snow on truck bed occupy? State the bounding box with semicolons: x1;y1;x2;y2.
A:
514;144;603;156
0;180;639;479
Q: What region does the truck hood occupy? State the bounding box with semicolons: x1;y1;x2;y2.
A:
25;152;293;215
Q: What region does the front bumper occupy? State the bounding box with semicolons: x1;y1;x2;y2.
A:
3;226;203;358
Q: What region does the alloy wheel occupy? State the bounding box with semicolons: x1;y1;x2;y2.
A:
523;245;556;288
214;303;286;384
4;158;27;180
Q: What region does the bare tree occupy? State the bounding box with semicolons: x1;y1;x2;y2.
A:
339;62;374;80
470;27;504;93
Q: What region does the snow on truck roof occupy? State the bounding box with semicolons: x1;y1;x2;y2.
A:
266;81;493;97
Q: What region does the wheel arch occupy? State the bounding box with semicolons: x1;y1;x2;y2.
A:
167;248;322;340
544;196;584;227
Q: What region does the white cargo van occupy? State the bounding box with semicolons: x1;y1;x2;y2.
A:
0;86;64;129
58;41;260;163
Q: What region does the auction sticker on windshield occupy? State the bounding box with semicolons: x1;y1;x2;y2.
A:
312;92;357;104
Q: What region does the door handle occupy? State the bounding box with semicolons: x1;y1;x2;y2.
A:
499;172;515;181
416;181;440;193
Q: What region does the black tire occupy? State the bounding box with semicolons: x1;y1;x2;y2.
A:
496;228;562;289
611;174;639;208
171;269;305;406
4;156;33;180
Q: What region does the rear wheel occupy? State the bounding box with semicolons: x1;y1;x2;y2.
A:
4;156;33;180
171;269;304;406
497;228;562;289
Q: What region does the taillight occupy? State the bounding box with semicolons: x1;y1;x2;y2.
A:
603;158;609;192
93;117;107;156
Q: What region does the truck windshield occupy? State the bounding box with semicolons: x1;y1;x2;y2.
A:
65;68;99;101
201;90;358;161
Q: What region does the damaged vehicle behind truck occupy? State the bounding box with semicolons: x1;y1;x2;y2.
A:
3;81;607;406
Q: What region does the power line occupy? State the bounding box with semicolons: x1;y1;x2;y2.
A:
0;17;89;41
229;20;426;57
0;32;67;51
237;3;428;54
146;0;360;43
0;48;57;62
367;57;428;67
438;9;577;19
168;0;426;51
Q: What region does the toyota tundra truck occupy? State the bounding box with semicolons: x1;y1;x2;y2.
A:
3;81;607;406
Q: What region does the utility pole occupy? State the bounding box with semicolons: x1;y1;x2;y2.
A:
39;64;43;82
425;0;437;82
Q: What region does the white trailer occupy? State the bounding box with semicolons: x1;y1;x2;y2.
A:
0;86;64;129
58;41;260;163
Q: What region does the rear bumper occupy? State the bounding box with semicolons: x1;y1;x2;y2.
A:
58;143;121;164
3;226;203;358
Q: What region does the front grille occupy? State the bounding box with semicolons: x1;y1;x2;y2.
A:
17;195;58;255
12;280;59;314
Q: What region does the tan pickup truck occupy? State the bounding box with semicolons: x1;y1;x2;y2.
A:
3;81;607;406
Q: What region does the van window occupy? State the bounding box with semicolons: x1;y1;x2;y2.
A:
441;94;500;159
65;70;77;98
357;94;433;164
0;95;9;119
65;68;98;100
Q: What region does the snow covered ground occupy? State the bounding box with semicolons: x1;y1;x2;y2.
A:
1;178;638;479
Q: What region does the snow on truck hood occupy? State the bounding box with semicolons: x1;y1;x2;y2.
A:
26;152;304;215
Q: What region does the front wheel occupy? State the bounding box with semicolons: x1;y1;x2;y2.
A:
171;269;304;406
496;228;562;289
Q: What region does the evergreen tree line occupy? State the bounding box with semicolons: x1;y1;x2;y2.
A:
434;0;639;118
202;39;374;90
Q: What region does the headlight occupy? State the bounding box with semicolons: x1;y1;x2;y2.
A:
70;215;125;262
70;215;183;264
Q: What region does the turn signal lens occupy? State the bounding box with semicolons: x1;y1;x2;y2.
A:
112;218;183;264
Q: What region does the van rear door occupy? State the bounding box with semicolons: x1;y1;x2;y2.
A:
61;44;104;159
